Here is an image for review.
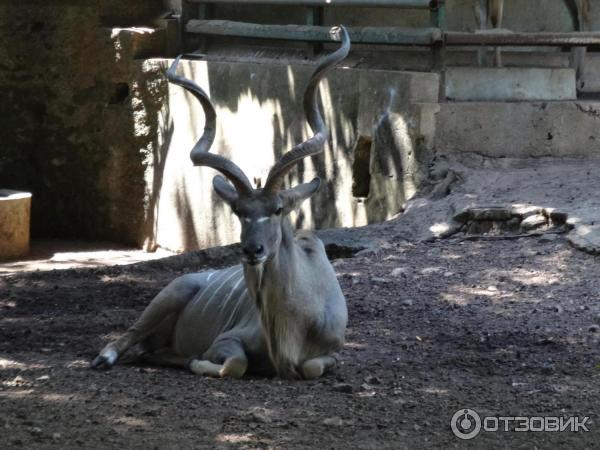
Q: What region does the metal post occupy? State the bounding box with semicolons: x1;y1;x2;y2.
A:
429;0;445;73
180;0;196;53
569;0;592;95
197;2;215;53
306;6;324;55
429;0;445;28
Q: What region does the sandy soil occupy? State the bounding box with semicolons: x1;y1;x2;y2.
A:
1;233;599;449
0;240;175;276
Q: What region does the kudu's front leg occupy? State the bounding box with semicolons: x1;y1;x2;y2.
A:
91;274;205;369
189;337;248;379
300;355;337;380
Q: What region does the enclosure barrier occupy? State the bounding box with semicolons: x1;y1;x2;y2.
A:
178;0;599;88
181;0;446;54
186;0;435;6
186;20;443;45
180;1;600;49
444;32;600;47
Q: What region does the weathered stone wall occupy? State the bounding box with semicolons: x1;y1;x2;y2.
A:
0;1;166;243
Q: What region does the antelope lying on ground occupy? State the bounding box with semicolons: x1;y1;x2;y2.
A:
91;26;350;379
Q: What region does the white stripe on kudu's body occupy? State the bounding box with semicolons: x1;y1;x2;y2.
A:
91;26;351;380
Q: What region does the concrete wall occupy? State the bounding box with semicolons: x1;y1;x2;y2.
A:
3;0;600;251
136;59;439;251
433;101;600;160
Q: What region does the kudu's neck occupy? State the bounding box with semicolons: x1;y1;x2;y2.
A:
242;217;302;377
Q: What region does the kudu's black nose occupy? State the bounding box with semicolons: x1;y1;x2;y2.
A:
243;244;264;259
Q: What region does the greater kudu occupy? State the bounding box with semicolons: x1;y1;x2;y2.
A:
91;26;350;380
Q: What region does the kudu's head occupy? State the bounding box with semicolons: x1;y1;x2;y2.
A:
167;26;350;266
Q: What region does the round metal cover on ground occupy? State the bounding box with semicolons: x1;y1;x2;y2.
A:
0;189;32;260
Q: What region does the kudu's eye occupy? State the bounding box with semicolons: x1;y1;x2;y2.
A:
275;207;283;216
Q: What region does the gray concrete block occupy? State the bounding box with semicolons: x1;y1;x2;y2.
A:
445;67;576;101
434;101;600;159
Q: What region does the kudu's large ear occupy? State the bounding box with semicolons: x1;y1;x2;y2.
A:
279;177;321;214
213;175;238;206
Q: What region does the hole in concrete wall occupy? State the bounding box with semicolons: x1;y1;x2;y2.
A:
109;83;130;105
351;136;372;198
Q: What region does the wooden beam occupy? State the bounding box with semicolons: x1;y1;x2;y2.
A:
445;31;600;46
186;0;434;9
186;20;443;45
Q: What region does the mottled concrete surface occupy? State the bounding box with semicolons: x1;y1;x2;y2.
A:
445;67;576;101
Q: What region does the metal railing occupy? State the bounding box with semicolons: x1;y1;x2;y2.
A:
181;0;446;51
186;20;443;45
177;0;600;87
185;0;437;9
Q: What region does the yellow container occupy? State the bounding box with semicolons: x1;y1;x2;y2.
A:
0;190;32;260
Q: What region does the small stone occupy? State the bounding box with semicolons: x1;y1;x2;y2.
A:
401;299;413;307
520;214;547;232
332;383;353;393
487;286;498;292
548;210;568;225
247;407;271;423
323;416;344;427
30;427;42;436
390;268;409;277
443;271;454;277
512;205;541;218
568;224;600;254
384;255;405;262
588;325;600;333
52;433;61;440
371;277;391;284
364;376;382;385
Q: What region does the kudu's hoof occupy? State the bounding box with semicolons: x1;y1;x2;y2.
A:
90;354;114;370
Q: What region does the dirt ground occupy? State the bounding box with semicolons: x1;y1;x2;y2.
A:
1;232;599;449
